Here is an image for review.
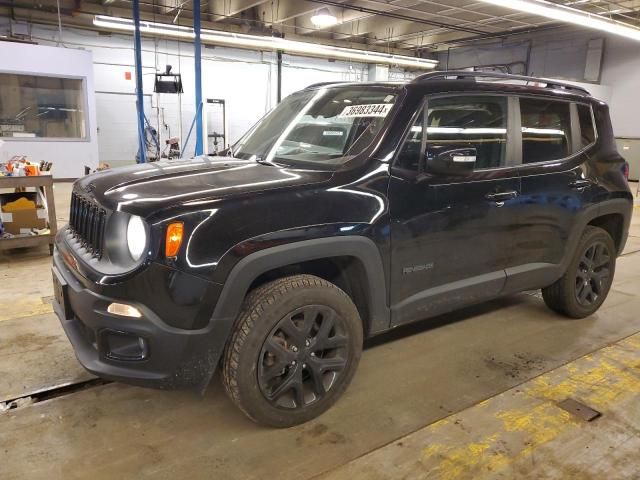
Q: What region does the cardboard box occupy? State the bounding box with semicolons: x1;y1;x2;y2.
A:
0;192;47;235
0;208;47;235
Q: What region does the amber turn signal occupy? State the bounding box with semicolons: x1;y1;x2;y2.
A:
165;222;184;258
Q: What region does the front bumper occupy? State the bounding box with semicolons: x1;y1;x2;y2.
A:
52;248;222;390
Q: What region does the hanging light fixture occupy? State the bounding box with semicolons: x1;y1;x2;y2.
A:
92;16;439;69
476;0;640;41
310;8;338;28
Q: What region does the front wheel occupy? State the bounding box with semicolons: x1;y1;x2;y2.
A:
222;274;363;427
542;226;616;318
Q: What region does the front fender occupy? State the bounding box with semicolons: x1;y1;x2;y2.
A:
197;235;390;392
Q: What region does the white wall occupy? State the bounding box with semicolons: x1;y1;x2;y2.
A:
0;41;99;178
435;30;640;138
0;19;375;171
601;36;640;138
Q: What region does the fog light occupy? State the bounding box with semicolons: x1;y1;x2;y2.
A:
101;329;149;361
107;302;142;318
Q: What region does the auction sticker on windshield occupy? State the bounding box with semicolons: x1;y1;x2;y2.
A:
338;103;393;118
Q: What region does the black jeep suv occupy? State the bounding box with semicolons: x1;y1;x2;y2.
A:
52;71;632;427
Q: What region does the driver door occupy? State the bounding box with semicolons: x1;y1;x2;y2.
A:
389;94;520;326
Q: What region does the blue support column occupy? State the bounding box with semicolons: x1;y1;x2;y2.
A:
193;0;204;156
133;0;146;163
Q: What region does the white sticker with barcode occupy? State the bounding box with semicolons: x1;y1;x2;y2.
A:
338;103;392;118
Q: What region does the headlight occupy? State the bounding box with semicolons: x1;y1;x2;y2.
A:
126;215;147;261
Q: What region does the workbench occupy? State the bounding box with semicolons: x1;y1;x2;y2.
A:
0;175;57;255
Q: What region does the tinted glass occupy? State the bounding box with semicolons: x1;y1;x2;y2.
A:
396;109;423;171
426;96;508;169
520;98;571;163
577;104;596;148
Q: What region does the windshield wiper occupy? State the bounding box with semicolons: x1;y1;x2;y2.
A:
255;156;276;166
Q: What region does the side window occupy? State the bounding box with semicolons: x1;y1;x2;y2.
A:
395;109;424;171
426;96;508;169
520;98;571;163
577;104;596;148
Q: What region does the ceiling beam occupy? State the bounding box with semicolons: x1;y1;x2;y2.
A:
208;0;267;18
247;0;355;26
260;0;324;24
1;0;420;55
295;0;497;39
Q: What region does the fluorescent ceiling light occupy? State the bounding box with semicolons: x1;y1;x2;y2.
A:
311;8;338;28
93;15;438;69
476;0;640;41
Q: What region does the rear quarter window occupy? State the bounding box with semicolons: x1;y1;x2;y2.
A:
577;104;596;148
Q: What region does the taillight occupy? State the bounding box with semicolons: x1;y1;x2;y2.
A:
622;162;629;182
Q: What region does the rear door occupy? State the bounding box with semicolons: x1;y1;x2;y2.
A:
504;97;600;292
389;94;521;326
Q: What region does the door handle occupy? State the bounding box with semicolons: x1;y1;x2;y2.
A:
569;179;593;189
485;190;519;202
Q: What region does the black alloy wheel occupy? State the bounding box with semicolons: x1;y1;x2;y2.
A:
575;241;611;307
222;274;362;427
258;305;349;409
542;226;617;318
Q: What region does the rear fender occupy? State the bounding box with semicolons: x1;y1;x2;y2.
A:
555;198;632;281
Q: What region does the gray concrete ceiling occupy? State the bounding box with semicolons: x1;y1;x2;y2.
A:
2;0;640;53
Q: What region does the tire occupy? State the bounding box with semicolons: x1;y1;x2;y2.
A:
221;274;363;427
542;226;616;318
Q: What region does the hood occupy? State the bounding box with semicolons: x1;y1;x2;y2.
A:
77;157;334;217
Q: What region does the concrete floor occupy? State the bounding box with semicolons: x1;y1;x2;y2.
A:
1;182;639;479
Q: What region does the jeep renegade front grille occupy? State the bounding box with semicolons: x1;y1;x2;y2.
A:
69;192;107;258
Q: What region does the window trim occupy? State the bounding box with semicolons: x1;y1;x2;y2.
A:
389;96;428;175
514;95;597;169
390;92;598;175
0;70;91;143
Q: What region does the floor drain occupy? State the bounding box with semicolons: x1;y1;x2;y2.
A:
557;398;601;422
0;378;109;413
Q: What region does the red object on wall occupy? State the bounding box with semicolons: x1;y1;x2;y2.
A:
125;71;132;80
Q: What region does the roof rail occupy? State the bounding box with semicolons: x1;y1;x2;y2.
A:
305;81;348;89
411;70;590;96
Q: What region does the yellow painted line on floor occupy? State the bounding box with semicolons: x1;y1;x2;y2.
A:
0;299;53;322
320;332;640;480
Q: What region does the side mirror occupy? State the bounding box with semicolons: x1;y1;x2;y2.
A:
426;145;477;176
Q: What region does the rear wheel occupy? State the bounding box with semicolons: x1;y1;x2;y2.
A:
542;226;616;318
222;274;363;427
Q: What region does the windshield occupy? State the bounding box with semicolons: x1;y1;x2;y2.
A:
231;85;399;166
